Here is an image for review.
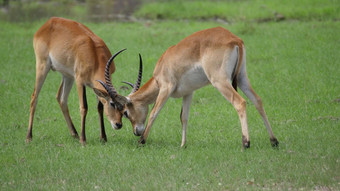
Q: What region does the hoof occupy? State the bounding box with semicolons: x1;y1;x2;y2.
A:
100;136;107;143
26;133;32;143
100;138;107;143
138;137;146;144
243;141;250;149
80;139;86;146
242;135;250;149
72;133;79;139
26;138;32;144
270;138;279;147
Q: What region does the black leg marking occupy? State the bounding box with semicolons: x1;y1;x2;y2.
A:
80;86;88;144
98;100;107;142
83;86;88;110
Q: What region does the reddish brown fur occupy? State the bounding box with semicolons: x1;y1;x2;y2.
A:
119;26;278;148
27;17;122;144
33;17;115;84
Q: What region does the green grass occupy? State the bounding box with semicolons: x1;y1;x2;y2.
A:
1;1;340;190
135;0;340;21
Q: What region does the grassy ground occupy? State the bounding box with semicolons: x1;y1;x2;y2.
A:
0;1;339;190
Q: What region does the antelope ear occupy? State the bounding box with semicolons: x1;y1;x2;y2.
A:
93;88;110;99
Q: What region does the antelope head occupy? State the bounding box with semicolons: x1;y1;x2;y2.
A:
93;49;129;130
95;50;146;136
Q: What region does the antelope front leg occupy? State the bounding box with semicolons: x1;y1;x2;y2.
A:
97;100;107;142
77;85;88;145
139;87;172;144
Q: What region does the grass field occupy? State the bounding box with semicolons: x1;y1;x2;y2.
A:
0;0;339;190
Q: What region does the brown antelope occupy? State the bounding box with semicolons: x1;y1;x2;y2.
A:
26;17;128;144
97;26;279;148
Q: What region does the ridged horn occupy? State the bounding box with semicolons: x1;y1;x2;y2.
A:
120;54;143;94
96;80;112;95
103;48;126;97
132;54;143;93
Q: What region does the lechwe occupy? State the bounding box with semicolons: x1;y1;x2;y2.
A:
97;27;279;148
26;17;127;145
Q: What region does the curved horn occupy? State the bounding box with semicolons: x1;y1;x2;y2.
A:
130;54;143;94
96;80;115;97
122;81;134;88
104;48;127;96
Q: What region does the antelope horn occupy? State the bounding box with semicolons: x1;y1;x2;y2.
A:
132;54;143;93
96;80;112;95
120;54;143;95
122;81;134;88
103;48;126;97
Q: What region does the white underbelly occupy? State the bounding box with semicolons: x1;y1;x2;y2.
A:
171;66;210;98
49;53;75;78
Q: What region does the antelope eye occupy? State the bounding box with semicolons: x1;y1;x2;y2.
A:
110;101;116;108
123;111;129;118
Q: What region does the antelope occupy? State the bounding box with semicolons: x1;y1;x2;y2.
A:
97;26;279;148
26;17;128;144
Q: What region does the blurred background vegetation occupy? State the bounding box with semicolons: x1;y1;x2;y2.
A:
0;0;141;22
0;0;339;23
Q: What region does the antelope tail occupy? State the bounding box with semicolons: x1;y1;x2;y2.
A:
232;44;243;91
